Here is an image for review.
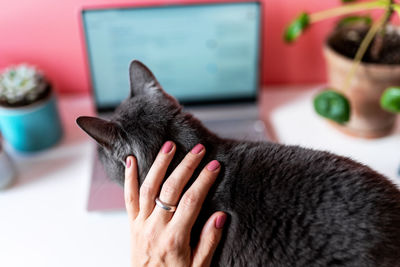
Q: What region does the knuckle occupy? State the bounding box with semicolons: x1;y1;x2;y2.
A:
143;228;157;243
206;233;219;249
124;194;135;205
153;157;169;169
161;181;178;198
163;233;184;251
140;184;155;198
199;170;216;186
181;190;200;208
181;162;195;173
182;153;200;170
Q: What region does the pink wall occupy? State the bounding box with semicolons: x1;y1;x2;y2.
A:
0;0;340;94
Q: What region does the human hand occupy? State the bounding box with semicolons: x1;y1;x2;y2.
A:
124;141;227;267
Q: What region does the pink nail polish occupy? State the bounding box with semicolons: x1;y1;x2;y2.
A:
215;214;227;229
191;144;204;154
162;141;173;154
207;160;220;171
126;157;131;168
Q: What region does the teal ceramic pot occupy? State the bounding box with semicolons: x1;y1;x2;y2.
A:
0;94;63;152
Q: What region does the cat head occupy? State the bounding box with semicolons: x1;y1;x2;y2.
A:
77;60;191;186
77;60;216;186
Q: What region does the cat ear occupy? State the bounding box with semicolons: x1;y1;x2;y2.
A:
76;116;121;149
129;60;161;97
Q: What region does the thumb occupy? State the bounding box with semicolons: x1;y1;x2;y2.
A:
192;212;227;267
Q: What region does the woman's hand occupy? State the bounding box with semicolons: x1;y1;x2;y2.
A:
124;141;226;267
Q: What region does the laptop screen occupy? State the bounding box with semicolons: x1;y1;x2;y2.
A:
82;2;261;110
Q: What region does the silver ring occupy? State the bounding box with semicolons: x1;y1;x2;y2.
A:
155;197;177;212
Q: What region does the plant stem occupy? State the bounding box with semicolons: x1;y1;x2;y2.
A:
370;0;394;59
310;0;388;23
342;9;392;92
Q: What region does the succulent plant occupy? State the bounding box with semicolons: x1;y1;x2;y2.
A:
0;64;49;107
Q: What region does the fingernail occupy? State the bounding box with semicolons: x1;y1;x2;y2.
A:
162;141;173;154
215;214;227;229
207;160;220;171
191;144;204;154
126;157;131;168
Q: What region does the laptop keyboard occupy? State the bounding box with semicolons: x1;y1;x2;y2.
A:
202;118;268;142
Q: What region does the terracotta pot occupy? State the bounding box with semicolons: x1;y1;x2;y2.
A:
323;45;400;138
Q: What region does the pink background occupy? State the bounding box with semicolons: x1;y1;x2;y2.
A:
0;0;340;94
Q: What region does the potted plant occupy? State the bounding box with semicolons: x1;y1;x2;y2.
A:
0;64;63;152
284;0;400;138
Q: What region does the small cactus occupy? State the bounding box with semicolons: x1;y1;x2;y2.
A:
0;64;50;107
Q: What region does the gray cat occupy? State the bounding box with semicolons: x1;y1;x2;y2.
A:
77;60;400;266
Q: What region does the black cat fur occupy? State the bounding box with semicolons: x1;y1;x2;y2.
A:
77;60;400;267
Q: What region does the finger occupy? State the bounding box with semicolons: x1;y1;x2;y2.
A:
192;212;227;267
153;144;205;220
171;160;220;230
139;141;176;219
124;156;139;220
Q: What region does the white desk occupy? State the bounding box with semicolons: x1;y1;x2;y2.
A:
260;86;400;186
1;87;399;267
0;95;130;267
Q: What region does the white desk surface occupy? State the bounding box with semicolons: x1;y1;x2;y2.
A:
260;86;400;186
1;86;399;267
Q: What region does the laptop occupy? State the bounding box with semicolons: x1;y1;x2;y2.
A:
80;0;268;211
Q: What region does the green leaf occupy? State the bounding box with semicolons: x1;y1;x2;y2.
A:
337;15;373;27
313;89;351;124
342;0;357;3
380;87;400;113
284;12;310;43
